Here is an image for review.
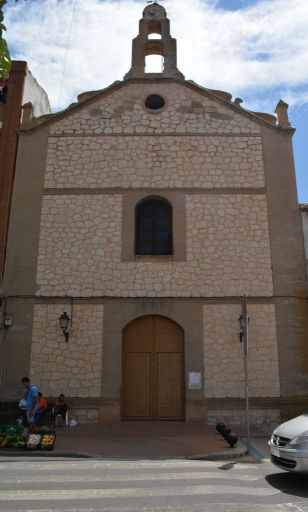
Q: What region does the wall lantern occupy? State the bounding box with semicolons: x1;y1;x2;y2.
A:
238;312;250;343
238;314;244;342
58;311;70;342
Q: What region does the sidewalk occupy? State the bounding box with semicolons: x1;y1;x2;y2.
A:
0;421;270;460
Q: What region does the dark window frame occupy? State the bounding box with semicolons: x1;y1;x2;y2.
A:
145;94;165;110
135;197;173;255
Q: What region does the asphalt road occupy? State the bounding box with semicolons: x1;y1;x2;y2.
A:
0;456;307;511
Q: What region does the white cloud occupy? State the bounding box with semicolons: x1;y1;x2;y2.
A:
4;0;308;113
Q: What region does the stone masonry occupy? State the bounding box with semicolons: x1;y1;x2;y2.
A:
49;82;260;136
45;135;264;190
203;304;280;398
30;304;103;397
36;193;272;297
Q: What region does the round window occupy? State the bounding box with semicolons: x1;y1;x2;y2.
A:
145;94;165;111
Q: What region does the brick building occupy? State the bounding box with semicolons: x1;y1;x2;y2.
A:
0;4;307;427
0;61;50;284
300;204;308;281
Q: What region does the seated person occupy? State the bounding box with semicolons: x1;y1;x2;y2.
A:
51;394;68;426
34;392;48;425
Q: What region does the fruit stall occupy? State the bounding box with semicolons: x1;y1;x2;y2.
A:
0;425;56;451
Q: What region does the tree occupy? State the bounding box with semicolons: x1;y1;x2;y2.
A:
0;1;11;79
0;0;26;79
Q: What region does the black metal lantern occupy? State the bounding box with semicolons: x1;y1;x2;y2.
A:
59;311;70;342
238;314;244;342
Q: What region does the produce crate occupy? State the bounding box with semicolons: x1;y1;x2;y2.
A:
0;434;25;449
0;428;27;449
40;432;56;451
26;431;56;450
0;424;24;436
26;433;42;450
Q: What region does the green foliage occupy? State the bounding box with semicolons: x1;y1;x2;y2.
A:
0;0;10;79
0;0;27;80
0;37;11;80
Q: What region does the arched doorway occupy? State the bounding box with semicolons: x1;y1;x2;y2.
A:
122;315;185;420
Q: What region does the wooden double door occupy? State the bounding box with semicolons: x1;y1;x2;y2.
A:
122;315;185;420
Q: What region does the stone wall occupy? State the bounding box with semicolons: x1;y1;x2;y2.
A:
36;194;273;297
203;304;280;398
207;408;280;434
30;304;103;397
70;409;99;425
49;82;260;136
45;135;264;189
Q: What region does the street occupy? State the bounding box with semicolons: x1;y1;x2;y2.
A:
0;457;308;511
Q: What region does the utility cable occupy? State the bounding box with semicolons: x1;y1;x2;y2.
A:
57;0;77;110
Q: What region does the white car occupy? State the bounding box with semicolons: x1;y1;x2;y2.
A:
269;414;308;473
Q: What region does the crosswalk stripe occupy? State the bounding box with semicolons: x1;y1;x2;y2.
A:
0;458;290;512
0;506;296;512
0;460;262;471
0;470;262;484
0;484;280;500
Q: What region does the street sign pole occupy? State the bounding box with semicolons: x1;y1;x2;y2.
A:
242;294;251;455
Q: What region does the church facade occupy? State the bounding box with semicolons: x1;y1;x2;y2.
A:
1;3;307;427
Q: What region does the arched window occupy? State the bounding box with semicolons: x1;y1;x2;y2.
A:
135;198;173;255
144;40;164;73
148;33;162;40
145;54;164;73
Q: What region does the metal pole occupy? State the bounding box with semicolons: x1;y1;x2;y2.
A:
243;310;251;454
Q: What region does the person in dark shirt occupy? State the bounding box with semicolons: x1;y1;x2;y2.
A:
52;394;68;426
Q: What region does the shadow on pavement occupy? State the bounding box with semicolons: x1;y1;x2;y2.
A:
266;472;308;498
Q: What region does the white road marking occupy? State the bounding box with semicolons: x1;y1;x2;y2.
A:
0;460;262;471
0;484;280;501
0;470;262;484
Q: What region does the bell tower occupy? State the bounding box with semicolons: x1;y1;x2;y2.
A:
124;2;184;80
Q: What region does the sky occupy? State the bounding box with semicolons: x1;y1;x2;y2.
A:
3;0;308;201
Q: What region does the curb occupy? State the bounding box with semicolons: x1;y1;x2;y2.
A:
0;440;256;461
186;442;247;461
0;448;246;460
0;450;96;458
